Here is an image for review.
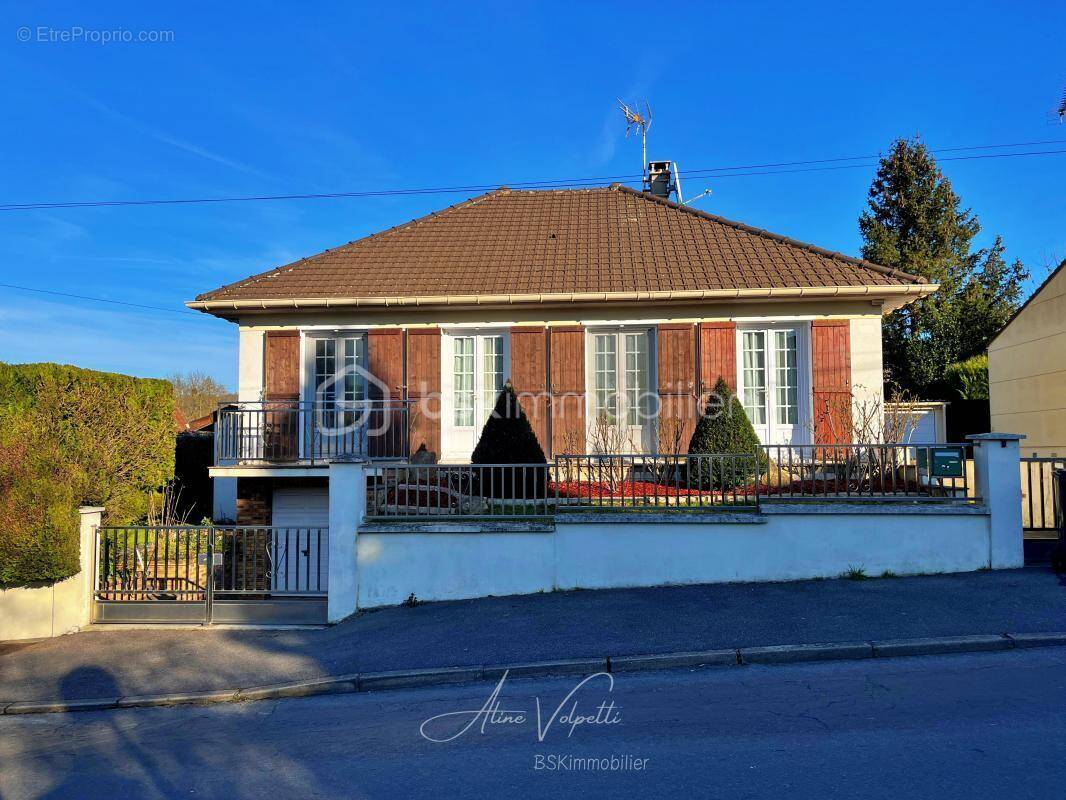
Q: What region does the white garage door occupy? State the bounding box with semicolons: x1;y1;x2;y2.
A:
271;487;329;593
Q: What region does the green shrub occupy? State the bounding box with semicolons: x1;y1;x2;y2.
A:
944;355;989;400
471;382;547;498
0;363;175;587
687;376;766;489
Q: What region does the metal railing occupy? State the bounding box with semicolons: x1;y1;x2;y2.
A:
94;525;329;601
1021;457;1066;534
368;463;555;518
215;400;411;465
554;453;760;510
758;443;975;501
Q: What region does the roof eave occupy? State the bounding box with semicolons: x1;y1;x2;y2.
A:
186;283;938;318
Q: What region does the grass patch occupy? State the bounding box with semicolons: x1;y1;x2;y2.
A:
843;565;868;580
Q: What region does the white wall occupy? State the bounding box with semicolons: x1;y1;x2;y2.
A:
850;315;884;425
354;508;991;609
0;508;101;641
238;327;265;402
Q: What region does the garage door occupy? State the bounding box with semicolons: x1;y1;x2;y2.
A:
271;487;329;593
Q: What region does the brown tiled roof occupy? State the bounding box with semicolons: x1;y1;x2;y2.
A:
193;185;925;306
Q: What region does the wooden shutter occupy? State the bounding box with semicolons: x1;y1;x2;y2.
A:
264;331;300;401
656;324;698;451
811;320;852;444
367;328;404;400
263;331;300;459
699;322;737;398
510;326;549;454
549;326;585;456
405;328;441;459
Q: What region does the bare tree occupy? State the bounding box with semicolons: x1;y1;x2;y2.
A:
169;371;235;421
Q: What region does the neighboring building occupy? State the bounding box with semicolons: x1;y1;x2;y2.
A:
988;260;1066;457
188;178;934;524
885;401;948;444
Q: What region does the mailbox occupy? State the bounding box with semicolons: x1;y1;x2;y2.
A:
917;447;965;478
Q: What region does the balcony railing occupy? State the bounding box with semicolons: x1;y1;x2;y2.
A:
215;400;411;465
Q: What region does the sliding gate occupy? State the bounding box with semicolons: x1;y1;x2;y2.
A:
93;525;328;625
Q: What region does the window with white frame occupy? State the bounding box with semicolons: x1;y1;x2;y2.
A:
452;333;505;428
738;325;804;443
590;328;652;445
311;333;367;414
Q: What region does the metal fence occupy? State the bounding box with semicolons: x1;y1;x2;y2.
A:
759;443;975;501
215;400;411;465
1021;457;1065;534
368;463;555;518
554;453;760;510
94;525;329;602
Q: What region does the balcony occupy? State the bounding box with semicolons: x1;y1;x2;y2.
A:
215;400;412;465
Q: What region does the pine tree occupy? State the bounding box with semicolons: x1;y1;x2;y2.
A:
687;377;765;489
471;382;546;498
859;138;1028;396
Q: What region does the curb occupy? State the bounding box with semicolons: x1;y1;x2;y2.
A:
3;631;1064;716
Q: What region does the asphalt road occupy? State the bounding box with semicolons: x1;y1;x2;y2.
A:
2;648;1063;800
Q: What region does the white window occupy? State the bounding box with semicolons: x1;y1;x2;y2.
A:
588;328;653;450
736;325;807;444
311;334;367;410
442;331;510;461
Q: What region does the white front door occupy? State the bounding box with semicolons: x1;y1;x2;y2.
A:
736;325;809;445
441;331;508;461
587;328;653;452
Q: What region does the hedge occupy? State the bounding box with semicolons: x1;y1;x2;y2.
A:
0;363;175;587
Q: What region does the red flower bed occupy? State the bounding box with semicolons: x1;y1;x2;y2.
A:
552;480;716;500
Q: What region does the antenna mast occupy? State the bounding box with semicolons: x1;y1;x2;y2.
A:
618;98;652;183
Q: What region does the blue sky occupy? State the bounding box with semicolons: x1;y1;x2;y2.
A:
2;1;1064;388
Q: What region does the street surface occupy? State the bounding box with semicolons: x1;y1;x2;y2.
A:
1;648;1063;799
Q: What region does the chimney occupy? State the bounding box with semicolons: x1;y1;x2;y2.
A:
646;161;676;200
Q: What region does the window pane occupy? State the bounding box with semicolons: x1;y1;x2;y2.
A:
342;337;366;405
593;334;617;423
481;336;504;418
624;332;647;427
774;330;798;425
742;331;767;426
315;339;336;406
454;337;474;426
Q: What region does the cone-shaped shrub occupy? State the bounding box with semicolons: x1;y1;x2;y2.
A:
687;376;767;490
471;382;547;499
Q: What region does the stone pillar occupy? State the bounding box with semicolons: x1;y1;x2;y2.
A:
967;433;1025;569
327;461;367;622
78;506;104;627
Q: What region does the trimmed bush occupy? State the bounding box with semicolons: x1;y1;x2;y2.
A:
0;363;175;586
687;376;766;489
471;382;547;499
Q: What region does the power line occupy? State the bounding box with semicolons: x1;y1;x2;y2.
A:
0;282;202;316
3;139;1065;212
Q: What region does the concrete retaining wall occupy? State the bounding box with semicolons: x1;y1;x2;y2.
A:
0;508;101;641
354;506;992;609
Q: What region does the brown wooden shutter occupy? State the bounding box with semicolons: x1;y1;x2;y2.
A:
699;322;737;397
549;325;585;456
510;326;549;454
367;328;404;400
656;324;698;452
264;331;300;401
263;330;301;459
811;320;853;444
405;328;441;459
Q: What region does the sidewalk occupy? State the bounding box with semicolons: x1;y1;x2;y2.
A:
2;567;1064;705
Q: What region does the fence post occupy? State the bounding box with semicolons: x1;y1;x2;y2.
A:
327;459;367;622
967;433;1026;569
77;506;104;628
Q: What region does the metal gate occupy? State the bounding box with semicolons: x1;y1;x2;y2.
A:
92;525;328;625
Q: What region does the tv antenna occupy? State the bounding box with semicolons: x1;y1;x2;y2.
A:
618;98;652;177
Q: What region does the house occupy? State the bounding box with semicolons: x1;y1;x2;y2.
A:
988;259;1066;457
189;173;935;525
